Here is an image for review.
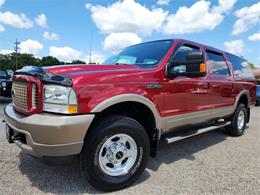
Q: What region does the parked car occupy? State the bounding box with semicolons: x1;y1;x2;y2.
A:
0;69;12;97
4;39;256;191
6;69;14;77
256;85;260;106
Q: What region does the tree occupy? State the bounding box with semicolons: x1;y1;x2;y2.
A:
0;53;40;70
248;62;254;69
0;53;87;70
41;56;62;66
70;60;86;64
17;53;41;68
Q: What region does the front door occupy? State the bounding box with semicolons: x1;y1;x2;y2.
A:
162;43;212;119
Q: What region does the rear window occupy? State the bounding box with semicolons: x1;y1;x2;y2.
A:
226;53;254;80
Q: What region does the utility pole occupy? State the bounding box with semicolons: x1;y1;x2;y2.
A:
14;39;20;70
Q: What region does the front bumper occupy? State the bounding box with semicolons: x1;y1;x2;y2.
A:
4;104;95;157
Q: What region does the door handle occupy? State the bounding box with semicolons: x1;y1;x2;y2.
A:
201;82;210;89
190;82;209;94
190;89;208;94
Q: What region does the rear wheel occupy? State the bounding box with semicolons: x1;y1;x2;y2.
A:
80;115;150;191
226;103;247;136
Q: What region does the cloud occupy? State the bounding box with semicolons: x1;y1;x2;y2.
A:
0;49;13;54
86;0;168;36
0;24;4;32
163;0;236;34
224;39;244;55
35;14;47;28
0;0;5;6
248;32;260;41
20;39;43;54
0;12;33;28
43;31;59;40
232;2;260;35
49;46;81;62
157;0;170;5
85;53;105;64
103;32;142;53
213;0;237;13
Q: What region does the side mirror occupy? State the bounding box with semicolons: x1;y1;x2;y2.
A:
167;51;206;78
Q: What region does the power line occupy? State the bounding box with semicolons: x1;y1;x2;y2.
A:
14;39;20;70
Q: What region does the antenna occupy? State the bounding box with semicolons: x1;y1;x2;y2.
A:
89;30;93;64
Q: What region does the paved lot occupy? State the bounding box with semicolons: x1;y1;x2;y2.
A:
1;97;260;194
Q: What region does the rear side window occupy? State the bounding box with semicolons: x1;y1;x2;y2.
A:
226;53;254;80
206;50;230;77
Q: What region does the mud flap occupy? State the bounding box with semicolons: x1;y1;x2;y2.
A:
150;128;160;157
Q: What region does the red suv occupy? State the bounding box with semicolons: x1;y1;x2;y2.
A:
4;39;256;191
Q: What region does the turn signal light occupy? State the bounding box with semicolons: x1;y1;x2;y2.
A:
68;105;78;114
200;63;206;72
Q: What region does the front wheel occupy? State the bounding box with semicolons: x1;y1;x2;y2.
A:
225;103;247;136
80;115;150;191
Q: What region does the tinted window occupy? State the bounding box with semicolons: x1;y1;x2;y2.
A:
172;45;200;62
226;53;254;80
0;70;8;78
206;51;230;77
102;40;173;68
169;45;200;74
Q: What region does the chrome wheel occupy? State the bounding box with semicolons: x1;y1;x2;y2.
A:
98;133;138;176
237;110;245;130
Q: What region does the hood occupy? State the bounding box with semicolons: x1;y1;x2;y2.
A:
46;64;145;85
46;64;141;77
14;64;144;86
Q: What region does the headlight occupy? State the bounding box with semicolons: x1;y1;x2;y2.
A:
1;82;7;87
43;85;78;114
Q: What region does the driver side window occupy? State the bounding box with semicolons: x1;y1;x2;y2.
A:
170;45;200;74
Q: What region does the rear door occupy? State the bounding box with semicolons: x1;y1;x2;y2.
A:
205;49;234;109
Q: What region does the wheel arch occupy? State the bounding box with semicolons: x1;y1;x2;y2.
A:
89;94;163;157
235;90;250;123
91;94;163;130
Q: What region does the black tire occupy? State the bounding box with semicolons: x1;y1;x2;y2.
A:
225;103;247;136
80;115;150;192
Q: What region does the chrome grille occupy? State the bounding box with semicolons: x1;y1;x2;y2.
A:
12;81;28;110
32;84;39;108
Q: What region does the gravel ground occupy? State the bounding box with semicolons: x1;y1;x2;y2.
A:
1;97;260;194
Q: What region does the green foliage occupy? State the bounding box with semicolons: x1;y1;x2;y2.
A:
0;53;87;70
70;60;86;64
41;56;63;67
0;53;42;70
248;62;254;69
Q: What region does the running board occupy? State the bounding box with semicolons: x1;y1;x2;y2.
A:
165;122;231;144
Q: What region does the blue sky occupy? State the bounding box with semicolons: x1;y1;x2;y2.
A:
0;0;259;67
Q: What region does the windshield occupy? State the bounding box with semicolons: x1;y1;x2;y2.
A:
0;70;8;79
102;40;173;68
